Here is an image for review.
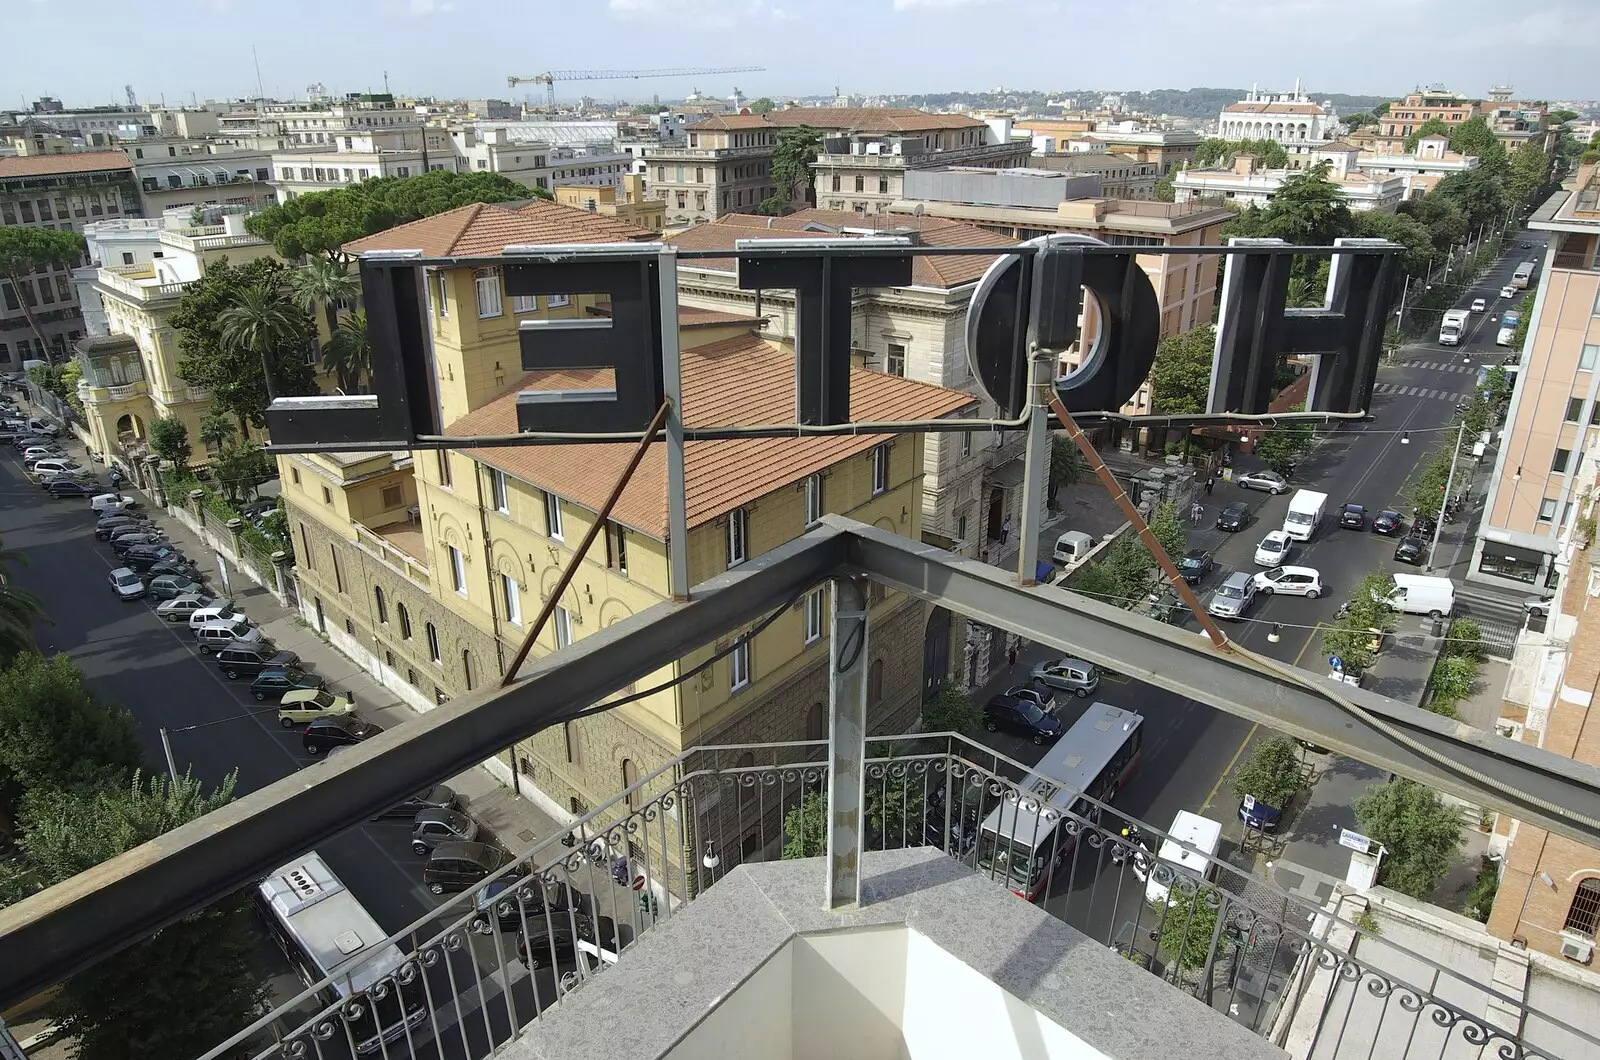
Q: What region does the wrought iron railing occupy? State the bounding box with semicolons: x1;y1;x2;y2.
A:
197;734;1591;1060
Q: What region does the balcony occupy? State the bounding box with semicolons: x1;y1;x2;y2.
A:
93;263;192;303
77;378;148;404
646;143;773;160
354;519;431;589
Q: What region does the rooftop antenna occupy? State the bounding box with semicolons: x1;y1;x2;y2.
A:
384;70;391;94
252;45;266;103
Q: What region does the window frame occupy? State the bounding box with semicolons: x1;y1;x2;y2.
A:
426;621;441;664
1564;877;1600;938
553;605;573;649
729;636;751;691
448;545;468;596
474;267;503;318
374;586;388;624
804;473;823;527
804;589;823;645
871;443;889;496
727;507;748;567
544;491;564;540
489;468;509;513
500;573;522;625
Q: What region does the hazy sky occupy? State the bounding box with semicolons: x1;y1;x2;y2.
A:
5;0;1596;109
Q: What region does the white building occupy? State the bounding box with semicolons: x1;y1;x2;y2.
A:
1217;81;1339;168
1355;134;1480;200
448;127;633;193
271;126;458;201
1174;148;1405;213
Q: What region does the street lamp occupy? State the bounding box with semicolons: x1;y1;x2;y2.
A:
1400;431;1410;444
1426;422;1467;572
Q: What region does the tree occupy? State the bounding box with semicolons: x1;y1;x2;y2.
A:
1481;365;1513;406
771;126;823;206
1403;440;1456;514
0;227;87;356
1232;737;1304;813
1048;435;1084;508
289;256;358;339
1398;193;1467;254
211;440;273;504
0;653;139;808
1194;138;1287;170
1256;163;1352;273
1426;654;1475;718
866;752;925;846
1254;422;1312;476
1352;210;1435;278
323;309;372;394
1152;172;1175;202
245;170;539;260
1148;324;1216;438
1150;887;1224;971
147;415;191;471
1549;109;1579;126
1447;117;1507;178
1403;118;1453;152
197;406;235;456
1507;140;1552;208
1433;168;1508;232
2;771;269;1059
747;97;777;114
174;259;318;432
1143;501;1186;564
782;790;826;859
1321;571;1398;677
1372;101;1390;117
0;538;46;665
1342;113;1375;131
1353;778;1464;899
924;684;980;736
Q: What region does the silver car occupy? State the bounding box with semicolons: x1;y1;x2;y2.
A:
156;592;219;623
1208;572;1257;619
108;567;146;601
411;808;480;856
1234;469;1288;494
1030;657;1100;698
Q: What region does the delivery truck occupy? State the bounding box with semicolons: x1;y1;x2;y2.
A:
1439;309;1469;346
1283;489;1327;542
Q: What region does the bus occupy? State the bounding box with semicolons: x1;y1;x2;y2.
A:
1511;261;1536;290
977;702;1144;901
257;853;430;1055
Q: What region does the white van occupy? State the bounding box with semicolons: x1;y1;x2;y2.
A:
1052;530;1095;568
91;493;137;513
1387;573;1454;619
1140;810;1223;905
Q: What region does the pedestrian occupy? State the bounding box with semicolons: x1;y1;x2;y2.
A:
1000;517;1012;545
1190;502;1203;527
1204;475;1214;496
1007;645;1018;670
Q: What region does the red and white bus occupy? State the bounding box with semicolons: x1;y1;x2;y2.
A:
977;701;1144;901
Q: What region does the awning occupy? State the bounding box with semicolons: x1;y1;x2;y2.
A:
985;457;1025;489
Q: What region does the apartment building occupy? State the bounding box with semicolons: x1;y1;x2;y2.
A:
1472;165;1600;590
281;197;972;851
0;150;138;366
124;139;276;215
1174;149;1406;213
449;127;634;193
1354;134;1480;200
808;111;1028;215
1373;89;1479;151
644;113;785;227
1215;82;1339;168
1025;150;1160;200
72;213;277;465
886;169;1232;416
1012;119;1201;174
271;125;458;201
552;175;664;232
257;96;424;144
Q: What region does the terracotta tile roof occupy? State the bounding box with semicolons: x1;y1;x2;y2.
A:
1221;102;1326;116
445;332;975;536
767;107;986;133
668;208;1015;289
685;113;778;132
342;199;655;257
0;150;132;179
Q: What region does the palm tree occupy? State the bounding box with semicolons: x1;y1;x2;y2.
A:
0;538;47;663
218;283;306;402
323;310;371;394
289;257;358;341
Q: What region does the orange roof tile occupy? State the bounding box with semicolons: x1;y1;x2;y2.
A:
1221;102;1326;116
767;107;986;133
342;199;655;257
668;208;1015;289
0;150;132;179
685;113;779;132
445;333;975;536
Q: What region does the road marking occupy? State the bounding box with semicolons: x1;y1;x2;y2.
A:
1201;721;1257;813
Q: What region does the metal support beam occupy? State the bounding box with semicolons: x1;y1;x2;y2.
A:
825;578;869;908
0;527;847;1009
1015;256;1052;586
835;518;1600;847
658;245;691;600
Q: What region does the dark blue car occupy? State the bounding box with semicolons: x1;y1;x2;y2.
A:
1238;796;1282;831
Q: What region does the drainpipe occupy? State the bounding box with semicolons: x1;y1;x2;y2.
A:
472;465;516;795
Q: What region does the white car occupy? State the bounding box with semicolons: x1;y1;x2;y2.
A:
1470;298;1487;313
187;601;248;630
25;419;59;436
1500;285;1516;299
108;567;146;600
1254;531;1293;566
1252;565;1324;598
1497;327;1516;347
21;446;63;463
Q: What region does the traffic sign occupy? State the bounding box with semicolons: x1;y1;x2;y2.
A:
631;874;646;891
1339;828;1374;853
1242;794;1256;811
1329;654;1344;671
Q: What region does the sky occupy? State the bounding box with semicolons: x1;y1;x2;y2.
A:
4;0;1597;109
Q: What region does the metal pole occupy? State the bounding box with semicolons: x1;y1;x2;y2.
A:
1016;355;1051;588
825;576;868;909
159;727;178;781
1395;274;1411;335
659;246;691;601
1426;422;1465;572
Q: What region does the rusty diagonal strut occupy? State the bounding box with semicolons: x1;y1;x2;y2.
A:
1045;388;1232;653
501;400;673;686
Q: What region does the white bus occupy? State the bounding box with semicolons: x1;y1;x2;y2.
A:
1511;261;1536;290
257;853;430;1055
978;702;1144;901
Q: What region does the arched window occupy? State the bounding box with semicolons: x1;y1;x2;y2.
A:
1564;878;1600;937
737;751;756;769
397;603;412;639
374;586;387;624
462;649;475;691
868;658;884;706
622;758;639;809
806;703;826;742
426;622;441;663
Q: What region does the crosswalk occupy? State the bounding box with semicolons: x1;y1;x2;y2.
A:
1372;383;1468;402
1401;361;1479;374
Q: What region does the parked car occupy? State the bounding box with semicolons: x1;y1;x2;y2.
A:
95;516;150;540
302;715;382;755
187;601;247;630
45;479;97;498
21;445;65;462
147;555;201;580
277;688;355;728
1029;657;1099;698
1177;548;1214;585
249;667;326;702
1371;509;1405;536
422;840;515;895
1239;796;1283;832
410;808;480;856
1411;512;1439;538
374;783;460;821
1208;571;1258;619
1470;298;1487;313
475;876;574;934
25;418;59;437
147;575;204;601
12;435;52;451
1500;285;1517;299
1215;504;1250;532
982;694;1064;745
107;567;146;601
123;544;183;573
156;593;218;622
31;459;88;484
90;493;139;513
1394;534;1428;566
1254;531;1292;567
1252;565;1324;598
216;645;300;679
194;619;265;654
1234;469;1289;494
1003;681;1057;715
110;531;165;555
1337;503;1367;530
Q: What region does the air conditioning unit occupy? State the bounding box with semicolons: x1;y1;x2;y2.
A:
1560;934;1594;964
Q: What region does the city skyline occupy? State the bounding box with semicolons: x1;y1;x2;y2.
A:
3;0;1596;109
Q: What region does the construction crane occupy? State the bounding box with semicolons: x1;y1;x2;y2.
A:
506;67;765;111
